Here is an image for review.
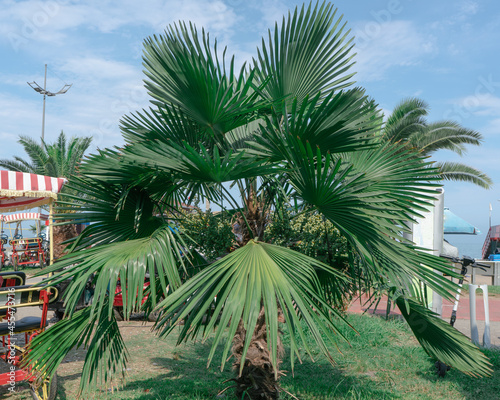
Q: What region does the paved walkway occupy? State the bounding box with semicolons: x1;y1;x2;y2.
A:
348;292;500;347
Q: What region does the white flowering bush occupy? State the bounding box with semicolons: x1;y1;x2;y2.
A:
266;210;349;266
180;210;235;262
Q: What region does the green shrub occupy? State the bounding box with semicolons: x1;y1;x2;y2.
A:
180;210;234;262
266;210;350;267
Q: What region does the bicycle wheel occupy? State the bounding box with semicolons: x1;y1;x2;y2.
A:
30;373;58;400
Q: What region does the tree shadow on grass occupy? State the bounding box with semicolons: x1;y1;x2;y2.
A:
113;340;400;400
418;349;500;400
279;355;398;399
53;372;84;400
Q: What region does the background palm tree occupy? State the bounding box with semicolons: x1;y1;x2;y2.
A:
0;130;92;178
382;97;492;189
25;3;491;399
0;130;92;258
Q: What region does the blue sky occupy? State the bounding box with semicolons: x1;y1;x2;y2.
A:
1;0;499;255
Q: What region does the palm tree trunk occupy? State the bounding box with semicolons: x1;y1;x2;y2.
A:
232;307;284;399
52;222;78;261
229;181;285;399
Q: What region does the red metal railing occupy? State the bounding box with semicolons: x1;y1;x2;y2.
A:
482;227;491;259
482;225;500;259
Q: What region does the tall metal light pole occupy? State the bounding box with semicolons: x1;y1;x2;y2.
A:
28;64;72;143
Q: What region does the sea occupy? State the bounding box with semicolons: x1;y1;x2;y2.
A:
444;234;484;259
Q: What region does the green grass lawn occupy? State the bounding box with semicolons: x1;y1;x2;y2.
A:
460;284;500;296
6;313;500;400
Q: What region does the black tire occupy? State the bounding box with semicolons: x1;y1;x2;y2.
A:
147;296;165;322
435;361;450;377
54;310;65;320
30;373;58;400
148;309;159;322
113;307;124;321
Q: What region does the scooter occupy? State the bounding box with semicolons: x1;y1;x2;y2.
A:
435;255;490;377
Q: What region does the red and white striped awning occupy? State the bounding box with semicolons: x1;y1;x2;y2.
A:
0;171;67;212
2;212;49;223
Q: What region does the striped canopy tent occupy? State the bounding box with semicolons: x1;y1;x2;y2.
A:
0;171;67;266
0;171;66;213
2;212;49;224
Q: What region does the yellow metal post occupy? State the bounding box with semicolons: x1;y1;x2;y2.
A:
49;199;54;267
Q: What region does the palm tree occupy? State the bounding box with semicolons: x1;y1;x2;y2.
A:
0;130;92;178
0;131;92;258
382;97;492;188
25;3;491;399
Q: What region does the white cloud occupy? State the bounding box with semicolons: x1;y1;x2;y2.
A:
453;93;500;118
0;92;48;160
0;0;250;161
0;0;239;50
352;20;437;81
429;0;479;31
0;54;151;160
481;118;500;136
449;1;479;25
253;0;289;33
58;57;141;82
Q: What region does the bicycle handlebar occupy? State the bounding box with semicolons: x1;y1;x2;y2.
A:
439;254;491;270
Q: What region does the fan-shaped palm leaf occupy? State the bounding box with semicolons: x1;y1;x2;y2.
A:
154;240;350;375
23;299;128;396
142;22;267;146
254;1;356;107
37;224;184;317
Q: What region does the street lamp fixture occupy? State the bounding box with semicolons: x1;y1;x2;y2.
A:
27;82;71;96
27;64;72;143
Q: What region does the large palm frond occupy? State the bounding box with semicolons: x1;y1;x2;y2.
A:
28;224;187;392
47;132;93;177
17;135;49;173
417;121;482;156
56;172;175;252
436;161;493;189
272;140;458;299
383;97;428;143
252;93;456;298
0;157;33;173
396;297;491;377
252;88;381;162
120;105;208;149
254;1;356;107
382;97;491;189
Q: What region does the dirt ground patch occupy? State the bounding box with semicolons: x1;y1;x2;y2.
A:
1;319;160;399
